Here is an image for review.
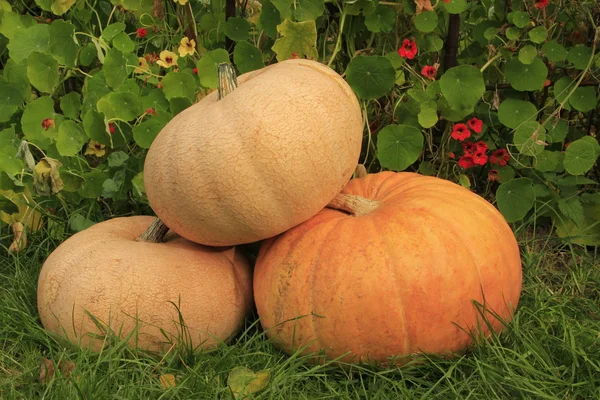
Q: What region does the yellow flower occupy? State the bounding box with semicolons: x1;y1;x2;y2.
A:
156;50;178;68
85;140;106;157
134;57;149;74
178;37;196;57
173;0;188;5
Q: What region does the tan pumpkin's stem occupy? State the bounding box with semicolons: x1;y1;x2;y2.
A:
137;65;238;243
136;218;170;243
218;63;238;99
326;193;380;217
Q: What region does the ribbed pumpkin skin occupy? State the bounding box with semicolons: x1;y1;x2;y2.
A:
144;59;363;246
37;216;253;353
254;172;523;365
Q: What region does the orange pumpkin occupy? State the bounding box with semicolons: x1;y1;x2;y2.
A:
254;172;522;365
37;216;253;353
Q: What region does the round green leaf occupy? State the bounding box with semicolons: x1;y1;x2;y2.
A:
365;5;396;33
233;41;265;74
439;65;485;111
528;26;547;44
553;76;574;108
0;12;36;41
569;86;597;113
112;32;135;54
497;99;538;129
260;0;280;38
518;45;537;64
79;42;97;67
505;27;520;40
345;55;395;100
0;82;23;123
563;138;599;176
414;11;438;33
49;20;78;67
107;151;129;167
142;89;170;112
103;48;129;89
133;117;168;149
417;107;438;128
541;40;567;62
101;22;126;42
170;97;192;116
224;17;250;42
533;151;561;172
7;24;50;63
512;11;530;28
21;96;58;149
196;49;230;89
504;57;547;91
514;121;547;156
83;109;110;145
77;170;109;199
4;59;31;101
496;177;535;222
97;91;142;121
438;98;473;122
56;120;85;156
293;0;324;21
544;118;568;143
442;0;468;14
161;72;196;101
376;124;424;171
567;45;593;70
26;51;59;93
60;92;81;120
51;0;76;15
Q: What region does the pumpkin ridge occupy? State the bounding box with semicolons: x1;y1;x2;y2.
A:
309;217;347;358
369;215;411;357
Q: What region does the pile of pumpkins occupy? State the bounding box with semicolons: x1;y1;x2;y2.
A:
37;59;523;366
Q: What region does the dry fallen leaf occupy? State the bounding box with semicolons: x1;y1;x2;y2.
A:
8;222;26;253
33;157;64;196
40;358;55;384
227;366;270;399
414;0;433;14
59;360;75;378
159;373;176;390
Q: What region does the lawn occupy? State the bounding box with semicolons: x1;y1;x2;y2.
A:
1;223;598;399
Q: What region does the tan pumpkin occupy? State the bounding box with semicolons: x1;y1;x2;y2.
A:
37;216;253;353
254;172;522;365
144;60;363;246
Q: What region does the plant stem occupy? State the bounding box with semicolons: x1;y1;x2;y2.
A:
137;218;170;243
326;193;380;216
327;11;347;68
480;53;503;73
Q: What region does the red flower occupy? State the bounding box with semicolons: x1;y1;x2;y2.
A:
137;28;147;38
448;152;455;159
41;118;55;130
458;154;475;169
193;67;198;74
473;151;488;165
467;117;483;134
543;79;552;87
290;52;299;59
145;108;158;116
157;82;162;89
534;0;548;9
442;0;450;3
399;39;418;60
462;141;477;155
488;169;500;182
108;123;116;134
475;140;488;153
421;65;437;80
490;148;510;166
451;123;471;141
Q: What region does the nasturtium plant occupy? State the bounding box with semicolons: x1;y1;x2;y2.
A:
0;0;597;246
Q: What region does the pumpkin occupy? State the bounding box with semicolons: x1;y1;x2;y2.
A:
37;216;253;353
144;60;363;246
254;172;523;365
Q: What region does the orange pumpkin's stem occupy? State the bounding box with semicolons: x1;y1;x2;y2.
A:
326;193;379;217
136;218;170;243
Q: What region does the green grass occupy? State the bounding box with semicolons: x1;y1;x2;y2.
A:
1;225;599;399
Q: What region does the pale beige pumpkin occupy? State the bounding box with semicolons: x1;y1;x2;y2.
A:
254;172;523;366
37;216;253;353
144;59;363;246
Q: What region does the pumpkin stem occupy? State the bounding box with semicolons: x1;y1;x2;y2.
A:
137;218;170;243
218;63;238;100
327;193;379;217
